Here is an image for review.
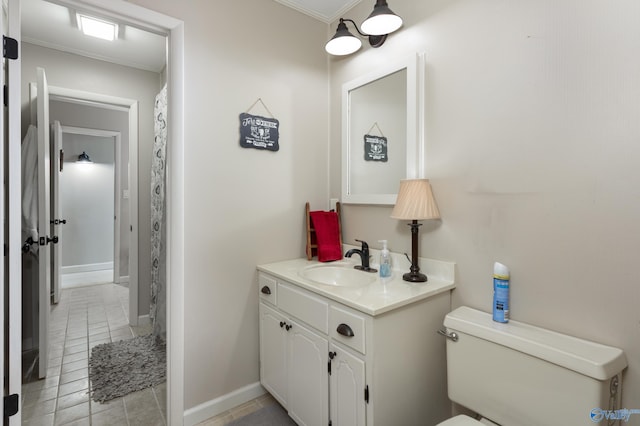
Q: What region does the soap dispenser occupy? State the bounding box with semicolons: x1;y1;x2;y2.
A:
378;240;392;278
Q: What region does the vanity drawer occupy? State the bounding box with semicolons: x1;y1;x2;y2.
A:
277;282;328;334
330;305;365;354
258;274;277;305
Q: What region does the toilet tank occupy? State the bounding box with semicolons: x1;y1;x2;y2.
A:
443;307;627;426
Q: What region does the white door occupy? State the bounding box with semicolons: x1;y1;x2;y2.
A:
259;303;288;406
36;67;51;379
287;320;328;426
330;345;366;426
50;120;63;304
3;0;22;422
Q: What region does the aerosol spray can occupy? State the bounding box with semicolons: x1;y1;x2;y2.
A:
492;262;510;323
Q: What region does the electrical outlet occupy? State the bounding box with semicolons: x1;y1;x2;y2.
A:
330;198;339;211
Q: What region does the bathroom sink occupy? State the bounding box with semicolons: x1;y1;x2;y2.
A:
299;264;377;288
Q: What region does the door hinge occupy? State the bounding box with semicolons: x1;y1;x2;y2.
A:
364;385;369;404
4;394;19;417
4;243;8;257
329;421;332;426
3;36;18;60
328;360;331;375
3;85;7;107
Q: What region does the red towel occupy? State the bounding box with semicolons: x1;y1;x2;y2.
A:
309;211;342;262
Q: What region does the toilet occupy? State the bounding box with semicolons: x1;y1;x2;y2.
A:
438;307;628;426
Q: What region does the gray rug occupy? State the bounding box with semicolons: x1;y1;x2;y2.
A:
227;403;296;426
89;334;166;403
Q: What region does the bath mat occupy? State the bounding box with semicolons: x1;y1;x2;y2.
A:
89;334;166;403
227;403;296;426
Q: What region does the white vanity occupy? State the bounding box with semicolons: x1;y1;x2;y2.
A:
257;255;455;426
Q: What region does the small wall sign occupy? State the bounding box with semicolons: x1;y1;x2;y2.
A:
364;134;388;162
239;112;280;151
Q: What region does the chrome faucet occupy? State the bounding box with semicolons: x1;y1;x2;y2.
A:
345;239;377;273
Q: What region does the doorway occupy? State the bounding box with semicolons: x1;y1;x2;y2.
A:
17;1;185;424
56;125;122;290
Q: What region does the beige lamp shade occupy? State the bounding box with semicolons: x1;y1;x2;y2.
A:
391;179;441;220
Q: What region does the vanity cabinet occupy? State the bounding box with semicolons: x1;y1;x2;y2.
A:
259;275;329;426
258;267;453;426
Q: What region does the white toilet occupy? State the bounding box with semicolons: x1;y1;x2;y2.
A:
438;307;628;426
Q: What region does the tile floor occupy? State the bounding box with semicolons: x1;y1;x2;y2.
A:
21;278;166;425
195;394;279;426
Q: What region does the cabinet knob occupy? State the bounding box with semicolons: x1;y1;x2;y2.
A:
279;321;285;328
336;323;355;337
285;324;292;331
329;351;337;360
261;286;272;295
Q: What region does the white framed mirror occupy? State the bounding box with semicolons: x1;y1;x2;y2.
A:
341;53;425;205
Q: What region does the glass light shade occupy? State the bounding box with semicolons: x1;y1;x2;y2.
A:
391;179;440;220
325;21;362;55
361;0;403;36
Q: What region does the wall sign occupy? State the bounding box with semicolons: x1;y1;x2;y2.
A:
239;112;280;151
364;134;387;162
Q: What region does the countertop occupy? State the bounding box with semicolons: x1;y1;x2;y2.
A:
257;252;456;316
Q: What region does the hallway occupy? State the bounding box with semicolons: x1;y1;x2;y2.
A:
21;281;166;425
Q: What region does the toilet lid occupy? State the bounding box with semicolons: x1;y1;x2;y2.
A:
438;415;483;426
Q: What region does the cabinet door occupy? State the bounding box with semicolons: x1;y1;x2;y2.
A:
260;303;288;406
330;345;366;426
287;319;329;426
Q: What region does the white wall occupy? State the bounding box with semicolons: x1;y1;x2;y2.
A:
21;42;162;314
329;0;640;420
60;133;115;269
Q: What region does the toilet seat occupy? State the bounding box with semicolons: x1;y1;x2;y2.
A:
437;415;483;425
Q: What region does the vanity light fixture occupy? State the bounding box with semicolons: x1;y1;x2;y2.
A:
390;179;440;282
77;13;118;41
76;151;93;163
325;0;403;56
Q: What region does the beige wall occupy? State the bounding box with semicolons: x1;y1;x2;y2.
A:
99;0;639;419
21;42;163;317
128;0;330;410
330;0;640;418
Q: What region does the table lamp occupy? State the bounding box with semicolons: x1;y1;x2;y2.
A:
390;179;440;282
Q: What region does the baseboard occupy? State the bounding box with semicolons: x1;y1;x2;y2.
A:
138;314;151;326
183;382;266;426
61;262;113;274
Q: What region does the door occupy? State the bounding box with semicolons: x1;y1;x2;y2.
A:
329;345;366;426
259;303;288;406
50;120;63;304
287;320;328;426
36;67;51;379
3;0;22;422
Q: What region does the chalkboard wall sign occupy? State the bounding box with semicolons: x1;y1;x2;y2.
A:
364;134;388;162
239;112;280;151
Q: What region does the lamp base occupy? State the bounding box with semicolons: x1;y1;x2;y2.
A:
402;271;427;283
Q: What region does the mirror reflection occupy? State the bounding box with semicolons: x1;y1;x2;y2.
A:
342;53;423;205
349;69;406;196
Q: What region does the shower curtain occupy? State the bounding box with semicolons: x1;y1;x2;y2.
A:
150;84;167;341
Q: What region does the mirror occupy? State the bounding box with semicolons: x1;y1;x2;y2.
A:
341;53;424;205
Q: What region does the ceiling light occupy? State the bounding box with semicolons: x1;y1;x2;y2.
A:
325;1;403;56
77;14;118;41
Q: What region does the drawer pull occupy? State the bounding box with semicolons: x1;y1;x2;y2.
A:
337;323;355;337
261;286;272;295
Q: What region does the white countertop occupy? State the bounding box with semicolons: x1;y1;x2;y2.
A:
257;252;456;316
